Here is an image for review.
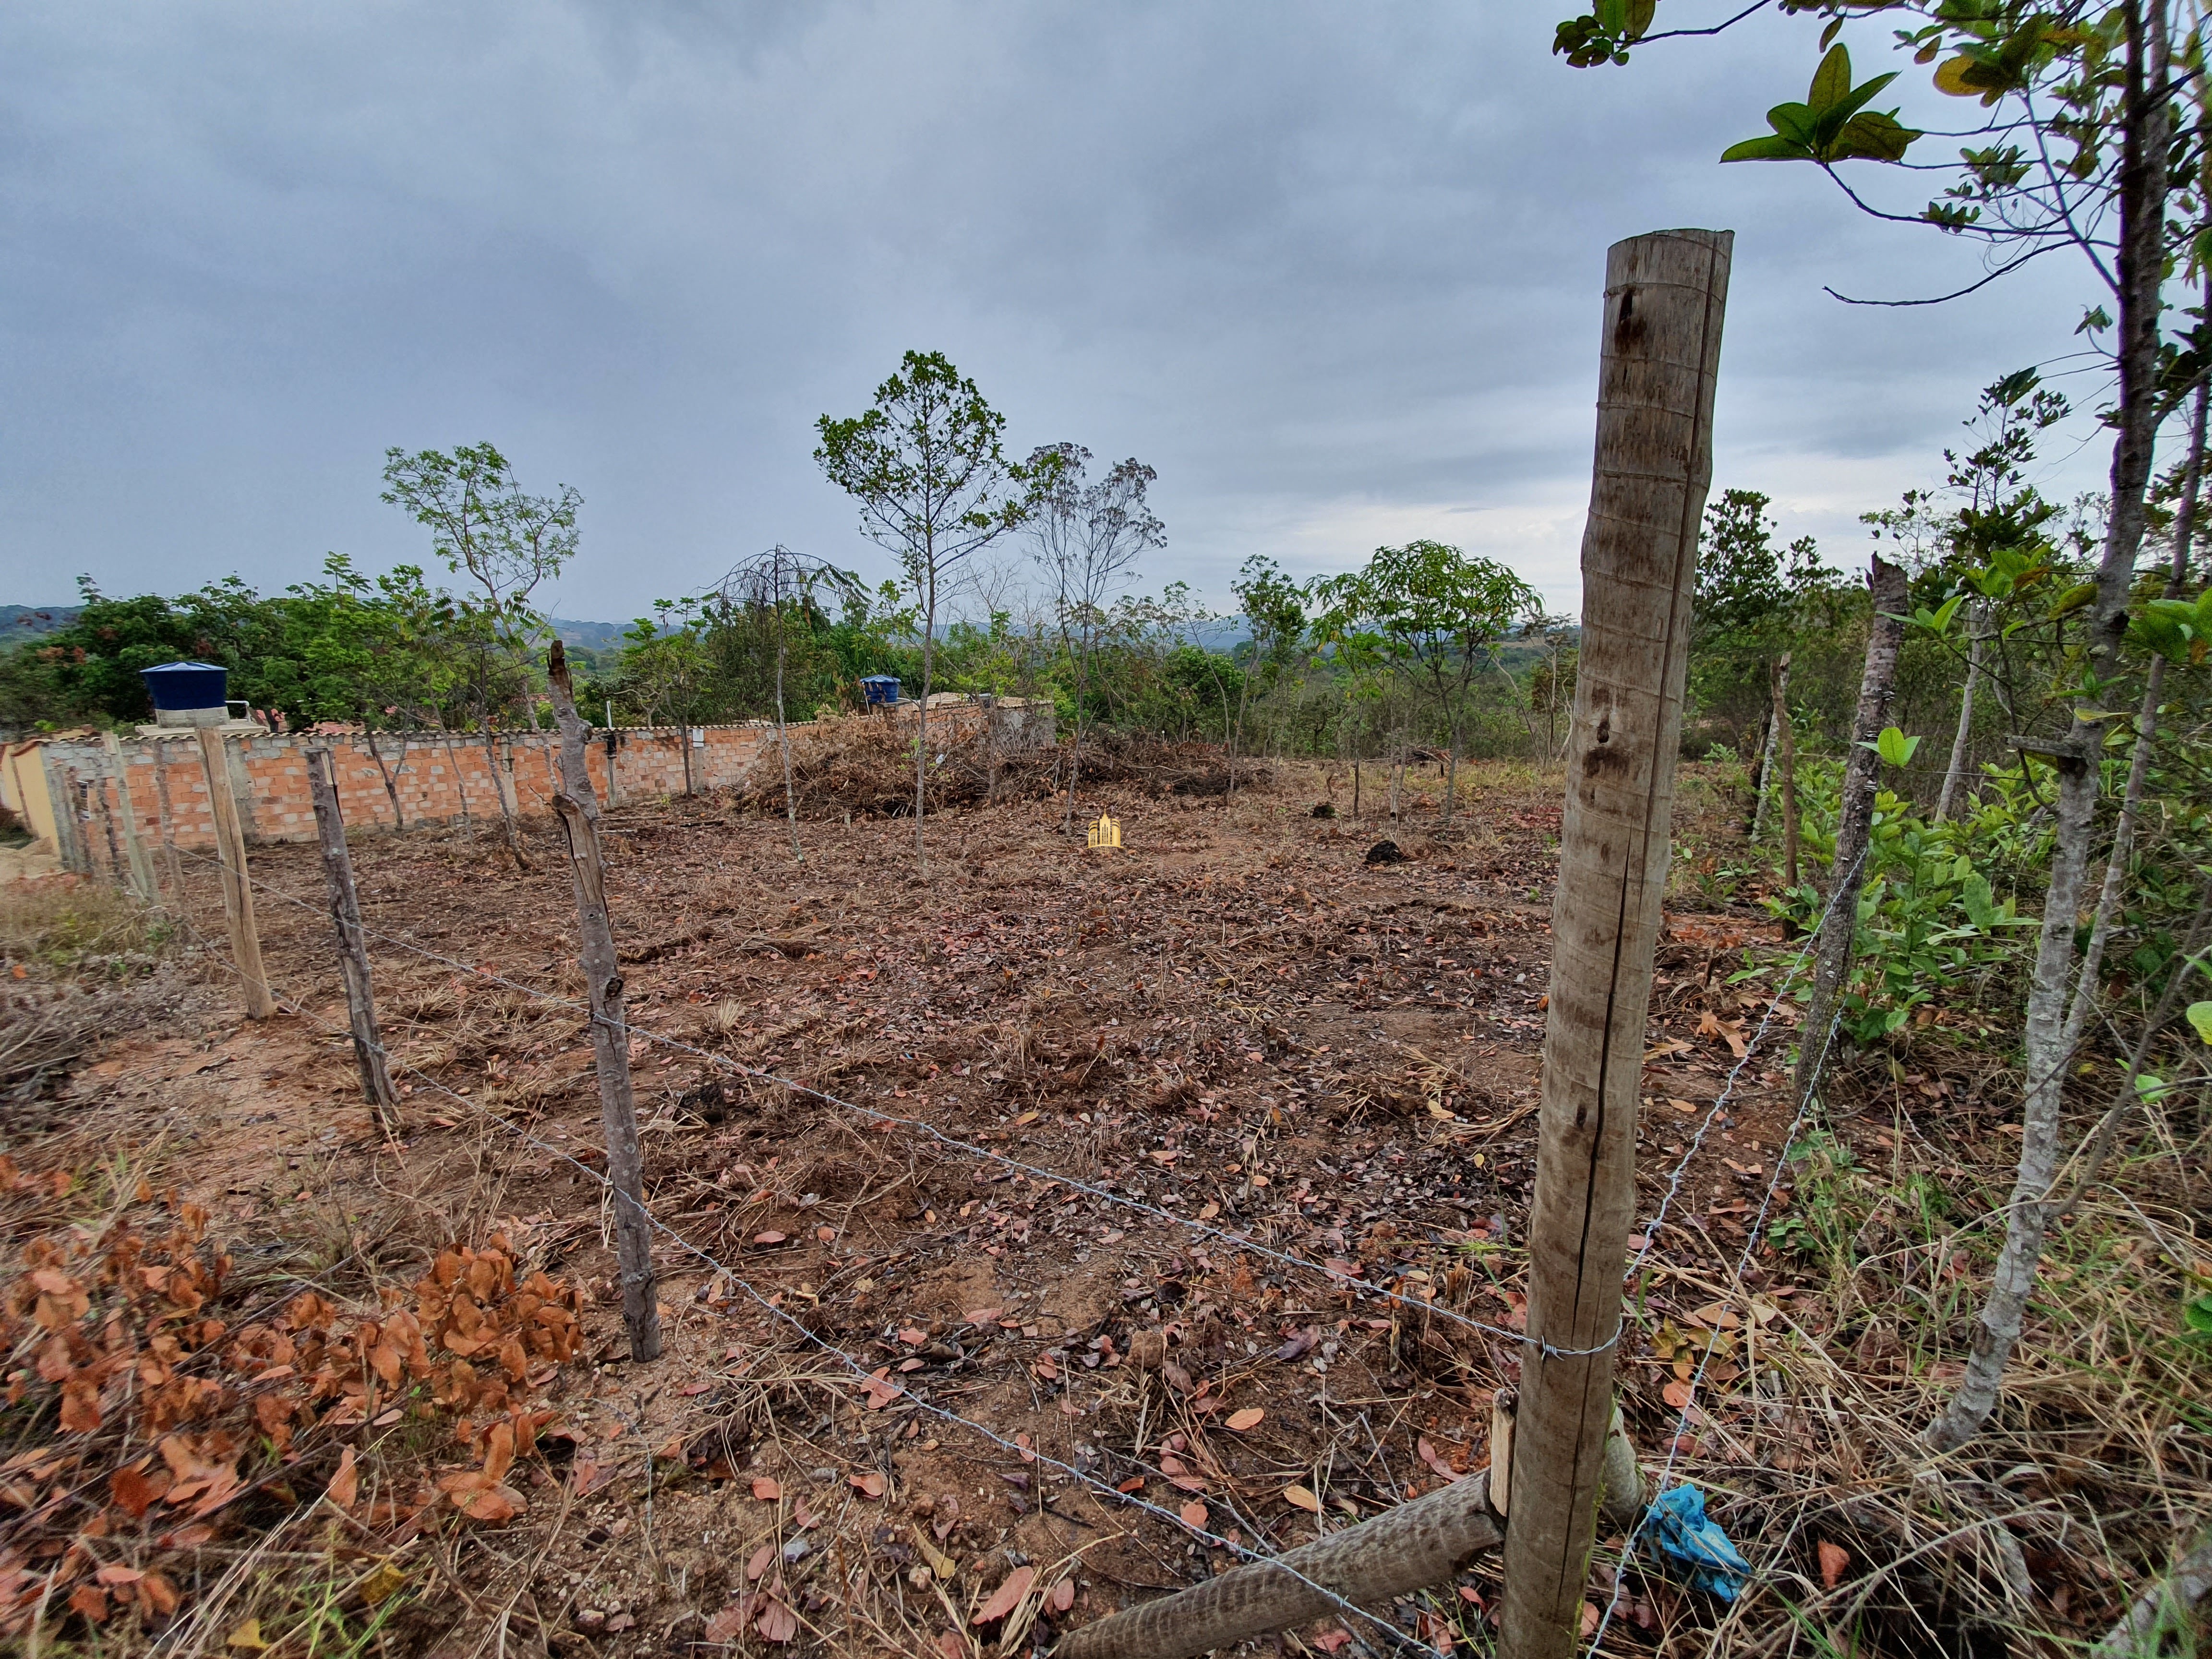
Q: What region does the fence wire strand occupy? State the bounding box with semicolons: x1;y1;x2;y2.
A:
144;818;1867;1650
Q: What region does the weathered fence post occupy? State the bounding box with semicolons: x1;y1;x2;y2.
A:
195;727;275;1019
151;738;186;909
546;641;662;1362
305;746;399;1131
1792;555;1907;1108
101;733;158;905
1498;228;1731;1659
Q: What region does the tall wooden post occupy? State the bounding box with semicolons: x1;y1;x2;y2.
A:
196;727;275;1019
102;733;158;904
151;738;186;910
545;641;662;1362
93;778;127;886
305;747;399;1130
1499;228;1731;1659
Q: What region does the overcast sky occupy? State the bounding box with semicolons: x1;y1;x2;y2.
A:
1;1;2118;623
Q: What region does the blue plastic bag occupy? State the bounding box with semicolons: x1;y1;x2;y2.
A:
1642;1484;1752;1601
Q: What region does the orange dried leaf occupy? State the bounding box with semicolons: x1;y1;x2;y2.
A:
1818;1539;1850;1589
972;1565;1035;1625
326;1446;359;1512
1225;1408;1265;1432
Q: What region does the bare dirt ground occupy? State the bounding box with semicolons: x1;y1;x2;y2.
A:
2;756;2204;1658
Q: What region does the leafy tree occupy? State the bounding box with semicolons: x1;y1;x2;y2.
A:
1691;489;1842;753
1024;444;1167;827
617;601;718;796
1311;541;1537;822
382;441;581;868
1229;555;1310;775
1548;0;2212;1454
710;548;863;858
816;352;1041;871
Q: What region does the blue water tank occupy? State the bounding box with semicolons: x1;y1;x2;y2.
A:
139;661;229;721
859;675;902;706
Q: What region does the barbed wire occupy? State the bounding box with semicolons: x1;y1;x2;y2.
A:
163;920;1455;1659
1586;1005;1848;1656
148;819;1870;1649
162;838;1848;1372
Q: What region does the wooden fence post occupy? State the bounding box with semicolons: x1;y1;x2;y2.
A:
196;727;275;1019
1498;228;1731;1659
545;642;662;1362
151;738;186;910
101;733;158;905
305;747;399;1131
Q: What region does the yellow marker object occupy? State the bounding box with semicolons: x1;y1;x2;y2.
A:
1086;812;1122;851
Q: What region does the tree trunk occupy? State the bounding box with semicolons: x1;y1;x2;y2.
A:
1926;0;2171;1454
362;726;407;829
915;566;935;875
1750;662;1783;843
1934;607;1986;824
1499;227;1731;1659
1792;557;1908;1107
2062;373;2204;1053
1775;656;1802;892
546;642;662;1363
1443;716;1460;823
777;624;803;861
481;727;530;870
439;731;472;828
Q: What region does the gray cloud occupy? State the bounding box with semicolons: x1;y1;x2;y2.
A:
0;1;2116;620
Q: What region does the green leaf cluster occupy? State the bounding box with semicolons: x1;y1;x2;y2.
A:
1720;45;1922;165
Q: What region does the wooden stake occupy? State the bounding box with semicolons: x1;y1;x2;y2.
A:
305;747;399;1131
94;777;127;886
196;727;275;1019
1499;228;1731;1659
150;738;186;910
101;733;158;904
545;641;662;1362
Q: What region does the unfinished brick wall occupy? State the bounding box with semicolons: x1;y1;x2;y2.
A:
33;701;1049;870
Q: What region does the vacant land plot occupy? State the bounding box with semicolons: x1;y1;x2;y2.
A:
1;759;2202;1658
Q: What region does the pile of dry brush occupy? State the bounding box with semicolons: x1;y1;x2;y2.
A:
727;719;1274;820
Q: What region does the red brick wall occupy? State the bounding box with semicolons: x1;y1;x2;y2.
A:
36;702;1044;864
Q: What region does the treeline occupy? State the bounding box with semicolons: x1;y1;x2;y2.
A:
3;363;2169;835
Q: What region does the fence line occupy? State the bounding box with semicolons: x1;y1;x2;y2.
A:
141;830;1874;1649
1585;1007;1846;1655
167;840;1851;1367
163;914;1457;1659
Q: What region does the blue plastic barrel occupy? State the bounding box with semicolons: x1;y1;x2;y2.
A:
139;661;229;713
860;675;902;706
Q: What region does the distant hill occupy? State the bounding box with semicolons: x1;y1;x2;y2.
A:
0;605;81;652
549;618;636;653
